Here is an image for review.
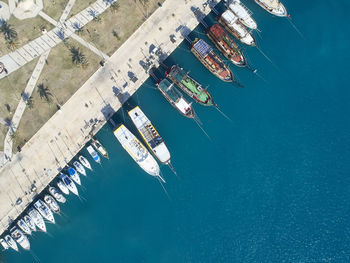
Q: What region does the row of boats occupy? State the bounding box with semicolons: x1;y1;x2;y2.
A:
0;140;109;252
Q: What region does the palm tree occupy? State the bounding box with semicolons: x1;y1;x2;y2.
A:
110;2;120;13
0;21;17;41
26;96;34;109
37;83;53;104
70;46;89;68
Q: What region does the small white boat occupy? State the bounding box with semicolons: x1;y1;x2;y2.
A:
34;199;55;224
57;180;70;195
28;208;46;232
254;0;287;17
73;161;87;176
0;238;9;250
60;173;79;196
23;215;36;232
49;186;66;203
78;155;92;170
11;227;30;251
44;195;60;214
229;0;258;30
4;235;18;251
91;139;109;159
17;218;31;235
87;145;101;164
67;167;81;185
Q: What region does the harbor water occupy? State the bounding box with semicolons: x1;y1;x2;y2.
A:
2;0;350;262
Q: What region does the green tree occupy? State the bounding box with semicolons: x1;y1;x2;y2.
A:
37;83;53;104
26;96;34;109
0;21;17;41
70;46;89;68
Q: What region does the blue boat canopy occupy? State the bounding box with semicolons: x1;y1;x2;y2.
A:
193;39;212;57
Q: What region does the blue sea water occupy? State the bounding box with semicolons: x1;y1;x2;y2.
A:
2;0;350;262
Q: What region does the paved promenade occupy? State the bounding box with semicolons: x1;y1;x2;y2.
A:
0;0;215;235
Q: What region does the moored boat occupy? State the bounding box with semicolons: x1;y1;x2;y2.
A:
44;195;60;213
0;238;9;250
79;155;92;170
190;38;233;81
229;0;258;30
91;139;109;159
17;218;31;235
60;173;79;196
28;208;46;232
166;65;215;106
4;235;18;251
67;167;81;185
34;199;55;224
57;180;70;195
73;161;87;176
207;24;247;67
128;106;171;164
87;145;101;164
23;215;36;232
219;10;256;46
156;78;195;118
49;186;66;203
10;227;30;251
114;124;163;181
254;0;287;17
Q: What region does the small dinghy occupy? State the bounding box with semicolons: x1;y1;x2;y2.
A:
67;167;81;185
4;235;18;251
34;199;55;224
44;195;60;214
23;215;36;232
17;218;31;235
11;227;30;251
78;155;92;170
57;180;69;195
49;186;66;203
0;238;9;250
28;208;46;232
60;173;79;196
73;161;87;176
87;145;101;164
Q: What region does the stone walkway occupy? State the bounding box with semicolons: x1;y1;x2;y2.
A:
0;0;117;79
59;0;76;24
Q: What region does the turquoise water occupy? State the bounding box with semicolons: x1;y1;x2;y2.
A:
2;0;350;262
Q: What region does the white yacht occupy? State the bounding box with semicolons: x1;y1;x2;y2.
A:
78;155;92;170
49;186;67;203
34;199;55;224
67;167;81;185
44;195;60;214
10;227;30;251
17;218;31;235
60;173;79;196
57;180;70;195
114;124;163;181
254;0;287;17
73;161;87;176
0;238;9;250
229;0;258;30
128;106;171;164
4;235;18;251
28;208;46;232
23;215;36;232
219;10;256;46
91;139;109;159
87;145;101;164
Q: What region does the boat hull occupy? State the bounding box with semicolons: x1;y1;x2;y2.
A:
254;0;287;17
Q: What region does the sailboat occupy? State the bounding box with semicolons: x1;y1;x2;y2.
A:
17;218;31;235
87;145;101;164
73;161;87;176
49;186;66;203
44;195;60;214
60;173;79;196
91;139;109;159
27;208;46;232
114;124;164;182
57;180;70;195
4;235;18;251
78;155;92;170
34;199;55;224
0;238;9;250
23;215;36;232
67;167;81;185
10;227;30;251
